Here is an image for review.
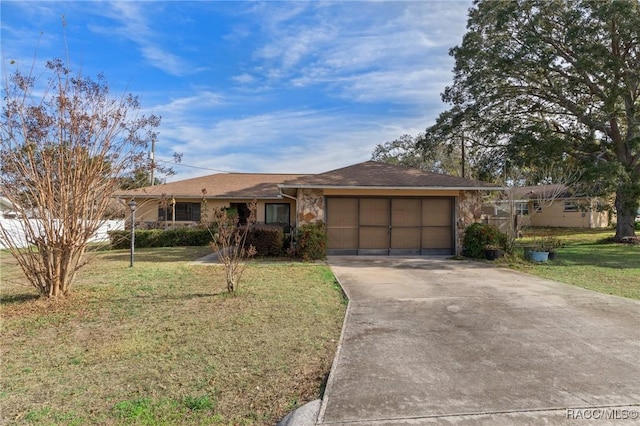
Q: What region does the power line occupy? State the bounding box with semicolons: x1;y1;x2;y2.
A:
155;159;237;174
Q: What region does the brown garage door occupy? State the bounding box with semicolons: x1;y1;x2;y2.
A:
326;197;454;255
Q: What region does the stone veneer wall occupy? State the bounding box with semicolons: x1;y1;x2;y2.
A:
297;189;324;224
456;191;484;254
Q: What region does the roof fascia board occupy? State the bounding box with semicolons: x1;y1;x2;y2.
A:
117;195;284;200
278;184;505;191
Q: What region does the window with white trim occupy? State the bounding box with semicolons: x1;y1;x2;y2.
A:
515;202;529;215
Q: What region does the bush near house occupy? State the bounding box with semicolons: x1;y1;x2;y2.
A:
108;228;212;249
242;225;285;257
463;223;508;259
296;222;328;261
109;225;286;257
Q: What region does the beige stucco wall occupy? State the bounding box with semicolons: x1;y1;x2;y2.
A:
528;199;610;228
125;198;296;228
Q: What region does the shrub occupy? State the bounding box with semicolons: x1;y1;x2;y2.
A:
463;222;508;259
108;228;212;249
243;225;284;257
296;222;327;261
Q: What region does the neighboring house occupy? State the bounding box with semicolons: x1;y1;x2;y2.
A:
117;161;502;255
483;184;613;230
1;196;20;219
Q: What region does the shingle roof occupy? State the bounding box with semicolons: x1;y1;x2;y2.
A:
117;161;501;200
117;173;308;199
507;184;573;200
280;161;501;189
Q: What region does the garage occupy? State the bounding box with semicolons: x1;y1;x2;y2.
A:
326;197;454;255
278;161;500;257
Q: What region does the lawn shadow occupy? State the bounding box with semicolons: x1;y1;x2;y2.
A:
99;247;212;264
0;293;40;305
113;291;231;305
552;245;639;269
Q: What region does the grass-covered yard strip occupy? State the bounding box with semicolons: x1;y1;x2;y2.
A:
505;228;640;300
1;247;346;425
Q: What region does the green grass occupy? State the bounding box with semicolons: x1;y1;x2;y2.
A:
0;247;346;425
504;228;640;300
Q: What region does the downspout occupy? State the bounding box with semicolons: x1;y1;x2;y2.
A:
279;189;299;246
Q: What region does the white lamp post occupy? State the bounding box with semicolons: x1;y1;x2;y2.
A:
128;200;137;267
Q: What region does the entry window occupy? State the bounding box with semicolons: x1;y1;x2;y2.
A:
564;201;579;212
158;202;201;221
265;203;290;232
515;202;529;215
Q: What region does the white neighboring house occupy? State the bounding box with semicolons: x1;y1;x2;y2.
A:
1;196;22;219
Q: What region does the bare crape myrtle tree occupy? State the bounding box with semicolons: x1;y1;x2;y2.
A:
0;59;160;298
209;201;257;294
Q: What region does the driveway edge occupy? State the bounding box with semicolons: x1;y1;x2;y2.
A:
317;264;353;425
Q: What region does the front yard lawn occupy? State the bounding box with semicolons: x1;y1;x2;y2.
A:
508;228;640;300
0;247;346;425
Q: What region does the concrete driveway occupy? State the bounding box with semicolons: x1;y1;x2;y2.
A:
318;257;640;425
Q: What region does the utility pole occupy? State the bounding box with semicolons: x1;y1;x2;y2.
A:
461;131;466;178
150;139;155;186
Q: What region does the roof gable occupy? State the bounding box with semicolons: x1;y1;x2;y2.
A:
280;161;500;189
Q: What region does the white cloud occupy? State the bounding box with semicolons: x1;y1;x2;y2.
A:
243;1;470;105
150;92;225;117
139;46;187;77
2;0;474;183
142;1;473;180
89;1;195;76
150;102;429;179
231;73;256;85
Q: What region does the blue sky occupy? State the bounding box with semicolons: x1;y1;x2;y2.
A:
1;1;472;181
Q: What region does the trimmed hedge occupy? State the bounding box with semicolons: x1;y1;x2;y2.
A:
296;222;327;261
462;222;508;259
242;225;285;257
108;228;213;249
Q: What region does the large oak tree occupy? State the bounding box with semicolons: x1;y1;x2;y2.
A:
371;133;465;175
425;0;639;239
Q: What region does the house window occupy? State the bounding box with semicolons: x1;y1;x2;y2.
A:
564;201;579;212
265;203;291;232
158;202;201;221
515;202;529;215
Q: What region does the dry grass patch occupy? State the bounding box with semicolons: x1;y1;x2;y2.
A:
1;247;346;425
